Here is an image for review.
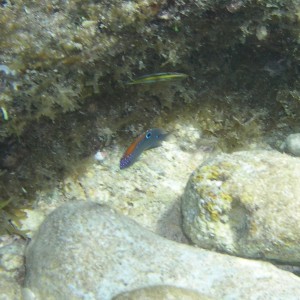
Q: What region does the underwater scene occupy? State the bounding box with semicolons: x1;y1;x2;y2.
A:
1;0;300;299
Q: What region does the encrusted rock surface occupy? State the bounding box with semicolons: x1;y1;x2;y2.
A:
0;237;26;300
182;150;300;265
24;201;300;300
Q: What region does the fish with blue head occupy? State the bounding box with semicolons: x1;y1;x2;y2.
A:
120;128;168;169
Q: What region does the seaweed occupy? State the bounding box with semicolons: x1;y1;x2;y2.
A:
0;199;28;238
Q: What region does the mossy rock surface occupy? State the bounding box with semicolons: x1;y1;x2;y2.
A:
182;150;300;265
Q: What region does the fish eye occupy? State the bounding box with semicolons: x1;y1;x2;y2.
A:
146;132;152;139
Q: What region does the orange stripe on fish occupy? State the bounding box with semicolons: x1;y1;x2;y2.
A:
122;132;146;158
120;128;168;169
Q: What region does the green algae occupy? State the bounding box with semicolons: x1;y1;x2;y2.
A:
0;199;28;238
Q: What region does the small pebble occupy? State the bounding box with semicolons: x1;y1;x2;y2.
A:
281;133;300;156
94;151;106;162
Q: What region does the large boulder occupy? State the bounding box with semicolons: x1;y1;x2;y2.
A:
24;201;300;299
182;150;300;265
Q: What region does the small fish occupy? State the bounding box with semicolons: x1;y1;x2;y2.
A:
0;107;8;121
126;72;188;85
120;128;168;169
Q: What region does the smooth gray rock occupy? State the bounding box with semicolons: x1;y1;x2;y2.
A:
182;150;300;265
112;285;213;300
281;133;300;156
24;201;300;300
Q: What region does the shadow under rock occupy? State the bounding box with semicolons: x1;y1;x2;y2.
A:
155;197;190;244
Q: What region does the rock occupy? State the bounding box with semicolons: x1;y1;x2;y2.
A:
181;150;300;265
112;285;213;300
0;239;26;300
0;274;23;300
281;133;300;156
24;201;300;300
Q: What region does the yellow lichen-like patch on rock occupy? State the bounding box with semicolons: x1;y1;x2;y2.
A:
182;151;300;265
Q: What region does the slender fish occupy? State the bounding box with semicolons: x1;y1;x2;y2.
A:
0;107;8;121
120;128;168;169
126;72;188;85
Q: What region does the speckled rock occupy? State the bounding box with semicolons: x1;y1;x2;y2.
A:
24;201;300;300
0;239;26;300
182;150;300;265
281;133;300;156
0;275;22;300
112;285;213;300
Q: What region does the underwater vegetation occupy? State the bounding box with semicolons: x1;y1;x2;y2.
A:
0;0;300;234
0;198;28;238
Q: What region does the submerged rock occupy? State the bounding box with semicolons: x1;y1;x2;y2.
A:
0;239;26;300
281;133;300;156
182;150;300;265
112;285;213;300
24;201;300;299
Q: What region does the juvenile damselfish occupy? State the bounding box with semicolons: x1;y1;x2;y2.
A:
120;128;168;169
